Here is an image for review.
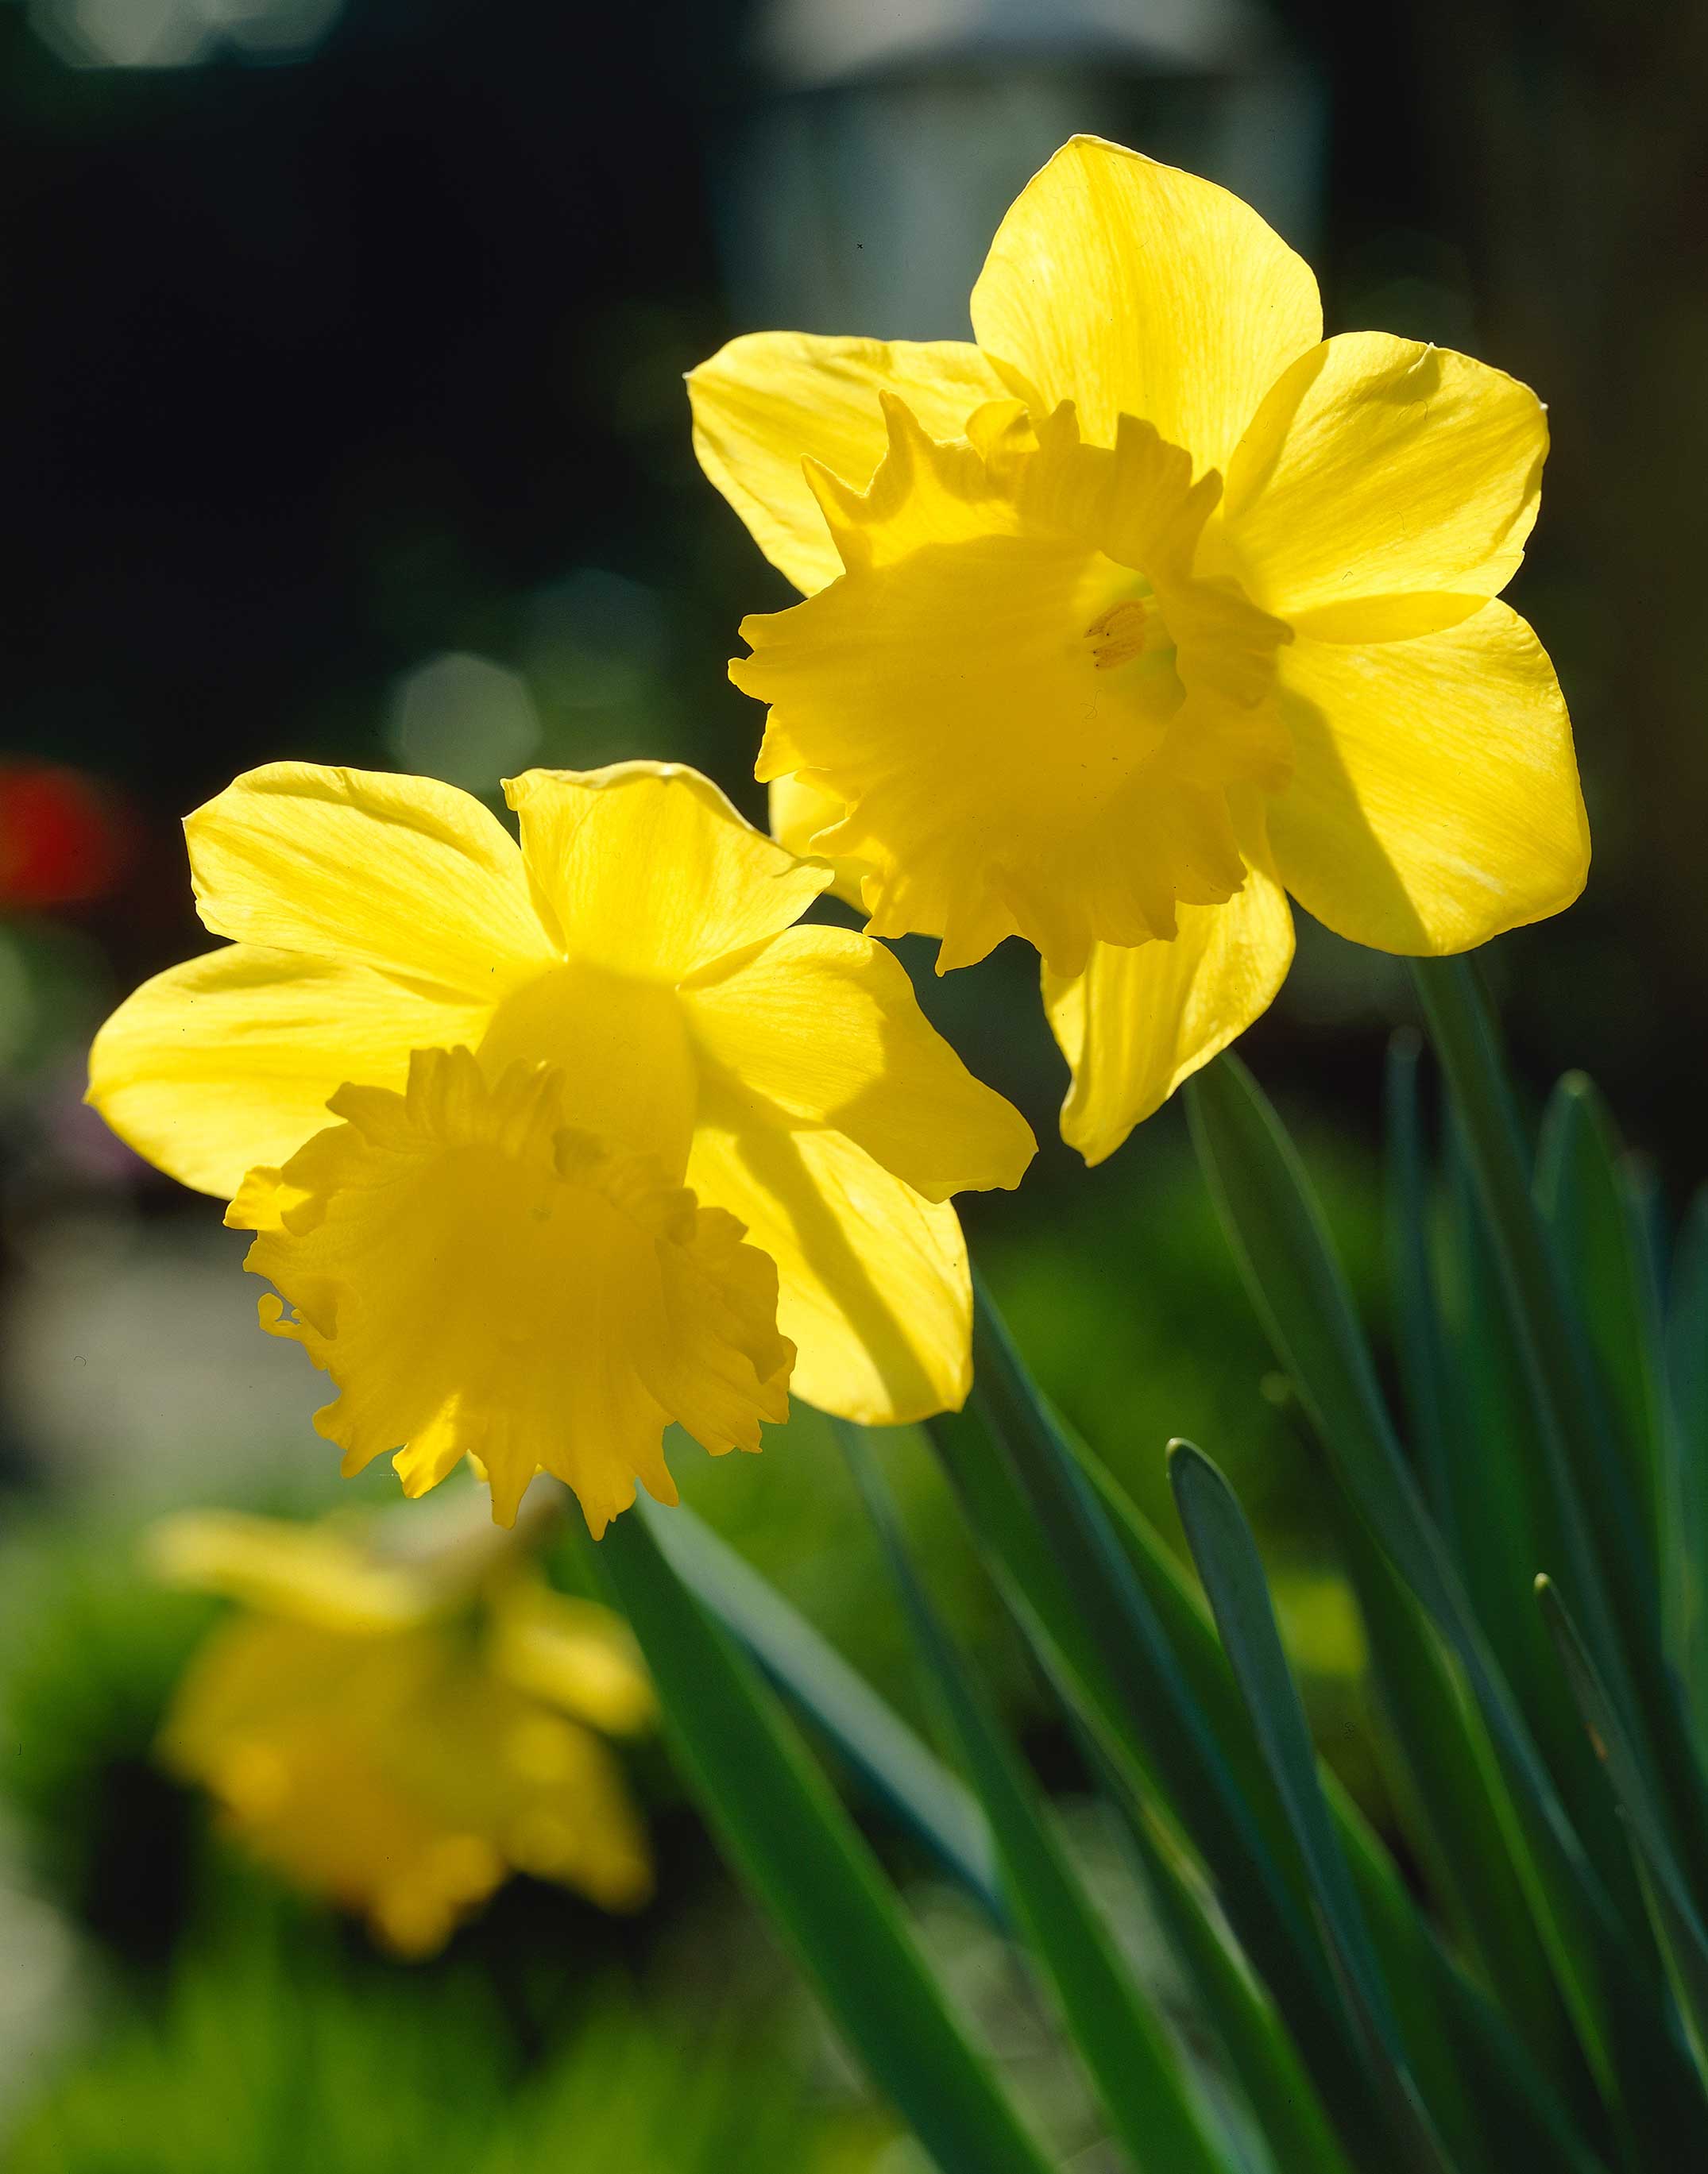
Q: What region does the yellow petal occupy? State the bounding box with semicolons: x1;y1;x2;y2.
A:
187;763;554;999
688;1110;971;1425
1045;859;1295;1165
689;331;1022;593
970;137;1322;475
736;398;1267;975
683;925;1035;1203
502;764;829;984
87;944;489;1199
1267;604;1589;954
147;1508;439;1631
230;1048;794;1536
486;1583;655;1736
159;1615;477;1948
160;1608;653;1945
768;774;868;909
1220;333;1547;627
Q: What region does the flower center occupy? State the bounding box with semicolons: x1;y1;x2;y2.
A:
1084;597;1151;670
736;395;1288;973
477;960;697;1178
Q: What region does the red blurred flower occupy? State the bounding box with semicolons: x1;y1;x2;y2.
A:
0;764;132;908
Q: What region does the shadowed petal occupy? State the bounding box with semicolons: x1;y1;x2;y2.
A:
684;924;1035;1202
1268;604;1589;955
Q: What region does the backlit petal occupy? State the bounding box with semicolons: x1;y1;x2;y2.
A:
1267;604;1589;954
683;925;1035;1203
1045;857;1294;1165
187;764;553;999
230;1048;793;1537
688;1108;972;1425
87;943;489;1199
1220;333;1547;625
689;332;1022;593
503;764;828;984
970;137;1322;474
768;774;868;908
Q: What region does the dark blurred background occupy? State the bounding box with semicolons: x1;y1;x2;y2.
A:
5;0;1704;1169
2;0;1704;2162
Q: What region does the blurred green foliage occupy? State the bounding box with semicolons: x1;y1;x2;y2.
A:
7;1904;885;2174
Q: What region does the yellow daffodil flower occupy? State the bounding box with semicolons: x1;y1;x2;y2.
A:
151;1503;655;1956
88;762;1034;1529
690;137;1590;1163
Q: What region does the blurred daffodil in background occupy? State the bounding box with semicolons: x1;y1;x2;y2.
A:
149;1497;655;1955
692;135;1590;1162
87;761;1033;1529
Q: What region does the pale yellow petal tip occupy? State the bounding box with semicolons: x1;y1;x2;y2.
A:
225;1165;287;1232
144;1508;436;1631
489;1587;656;1732
503;759;697;809
993;1113;1041;1191
502;759;772;844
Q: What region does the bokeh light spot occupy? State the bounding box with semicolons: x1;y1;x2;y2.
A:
386;652;543;795
29;0;342;70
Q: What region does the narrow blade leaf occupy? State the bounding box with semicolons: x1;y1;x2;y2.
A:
1539;1574;1708;2095
599;1508;1055;2174
840;1420;1233;2174
644;1500;999;1915
1169;1439;1454;2174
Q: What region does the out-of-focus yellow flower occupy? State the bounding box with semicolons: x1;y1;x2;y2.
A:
87;763;1033;1529
691;137;1590;1163
152;1504;655;1956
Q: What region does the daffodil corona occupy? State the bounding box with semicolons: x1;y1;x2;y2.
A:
89;763;1034;1528
691;137;1590;1162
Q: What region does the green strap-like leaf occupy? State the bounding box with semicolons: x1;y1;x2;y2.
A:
1168;1442;1454;2174
1184;1051;1624;2068
1538;1575;1708;2095
1324;1477;1589;2112
1668;1193;1708;1745
1108;1758;1358;2174
1536;1075;1671;1577
1077;1435;1582;2167
934;1294;1412;2160
941;1402;1358;2171
1412;963;1708;1899
840;1421;1234;2174
643;1500;1000;1917
599;1508;1056;2174
1386;1029;1455;1529
1330;1756;1611;2174
1437;1120;1648;1928
933;1337;1436;2167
